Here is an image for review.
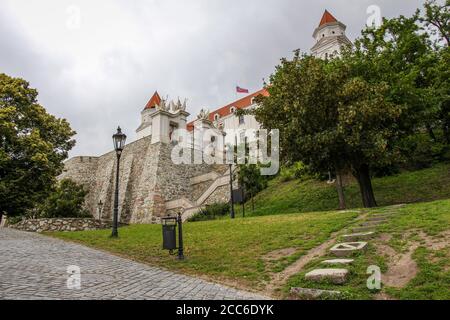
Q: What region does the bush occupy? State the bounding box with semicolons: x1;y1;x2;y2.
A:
5;215;23;225
187;203;230;222
39;179;90;218
280;162;315;182
400;133;449;171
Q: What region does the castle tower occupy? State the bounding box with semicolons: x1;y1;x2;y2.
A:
136;91;161;140
136;91;190;144
311;10;352;59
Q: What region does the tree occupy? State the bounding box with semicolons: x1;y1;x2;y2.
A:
351;4;449;145
422;0;449;47
0;73;76;219
237;164;268;212
252;53;403;208
39;179;89;218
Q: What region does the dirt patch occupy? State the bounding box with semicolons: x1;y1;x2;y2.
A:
382;242;419;288
417;230;450;250
263;248;298;261
378;233;392;243
376;230;449;289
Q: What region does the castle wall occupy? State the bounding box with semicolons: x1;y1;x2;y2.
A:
61;136;230;224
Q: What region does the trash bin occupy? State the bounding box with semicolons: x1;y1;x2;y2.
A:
161;217;177;250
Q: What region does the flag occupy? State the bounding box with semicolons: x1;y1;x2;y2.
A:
236;86;249;94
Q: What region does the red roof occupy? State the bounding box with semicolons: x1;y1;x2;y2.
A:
144;91;161;110
319;10;338;27
187;88;269;131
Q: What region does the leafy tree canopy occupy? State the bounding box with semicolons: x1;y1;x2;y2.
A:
0;73;76;217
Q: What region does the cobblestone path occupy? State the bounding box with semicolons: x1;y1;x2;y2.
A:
0;228;268;300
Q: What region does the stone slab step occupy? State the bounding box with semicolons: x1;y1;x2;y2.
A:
290;287;341;300
321;259;354;265
305;269;349;284
342;231;375;242
353;226;376;233
330;242;368;257
367;216;389;222
359;221;385;227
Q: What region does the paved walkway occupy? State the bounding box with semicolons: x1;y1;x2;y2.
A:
0;228;267;300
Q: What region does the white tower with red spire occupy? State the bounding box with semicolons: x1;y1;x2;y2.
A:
136;91;189;143
311;10;352;59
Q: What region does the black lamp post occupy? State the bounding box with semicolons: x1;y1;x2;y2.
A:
111;126;127;238
97;200;103;221
225;145;235;219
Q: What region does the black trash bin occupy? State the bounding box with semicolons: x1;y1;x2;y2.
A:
161;217;177;250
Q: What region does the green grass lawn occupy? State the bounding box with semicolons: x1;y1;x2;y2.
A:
236;163;450;217
51;210;358;290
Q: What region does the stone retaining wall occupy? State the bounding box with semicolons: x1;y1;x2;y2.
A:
8;218;111;233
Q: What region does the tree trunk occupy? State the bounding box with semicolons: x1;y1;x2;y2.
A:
354;164;377;208
251;193;255;212
426;124;437;142
444;121;450;145
335;170;347;210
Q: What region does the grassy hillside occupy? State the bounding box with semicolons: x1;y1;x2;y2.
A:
236;163;450;217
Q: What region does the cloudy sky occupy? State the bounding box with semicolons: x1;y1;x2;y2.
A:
0;0;425;157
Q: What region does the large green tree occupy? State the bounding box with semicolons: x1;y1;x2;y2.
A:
253;54;402;208
0;73;76;219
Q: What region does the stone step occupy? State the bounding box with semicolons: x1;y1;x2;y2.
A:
290;287;342;300
353;226;376;233
367;216;390;222
305;269;349;284
321;259;354;265
359;221;385;227
342;231;375;242
330;242;368;257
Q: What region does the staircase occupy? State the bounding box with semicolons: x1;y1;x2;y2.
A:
165;167;234;221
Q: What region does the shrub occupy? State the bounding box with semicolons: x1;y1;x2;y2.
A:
39;179;90;218
187;203;230;222
400;133;449;171
280;162;315;182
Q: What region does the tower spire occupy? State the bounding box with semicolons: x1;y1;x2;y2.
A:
319;10;338;27
144;91;162;110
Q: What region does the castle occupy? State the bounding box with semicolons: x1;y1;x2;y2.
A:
60;10;352;224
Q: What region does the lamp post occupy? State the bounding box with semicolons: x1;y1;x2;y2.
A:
225;145;235;219
111;126;127;238
97;200;103;221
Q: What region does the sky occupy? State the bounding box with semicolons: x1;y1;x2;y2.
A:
0;0;425;157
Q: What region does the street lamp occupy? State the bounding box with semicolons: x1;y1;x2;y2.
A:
111;126;127;238
97;200;103;221
225;145;235;219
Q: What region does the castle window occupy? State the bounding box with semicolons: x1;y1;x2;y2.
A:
239;115;245;125
214;114;220;121
230;107;236;114
240;131;246;144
